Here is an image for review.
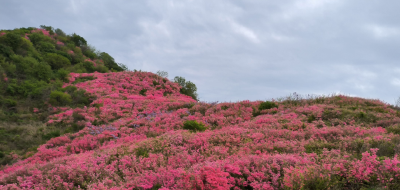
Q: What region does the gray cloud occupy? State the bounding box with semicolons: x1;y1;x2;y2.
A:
1;0;400;104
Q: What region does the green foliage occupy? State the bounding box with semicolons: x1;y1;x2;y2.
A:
183;120;207;132
42;130;60;140
83;61;96;72
3;33;23;52
81;45;97;59
16;80;49;98
54;28;66;36
0;59;16;77
307;114;316;123
174;76;199;101
305;141;338;155
49;90;72;106
56;68;70;82
72;76;96;84
139;89;147;96
29;61;52;82
152;80;160;86
258;101;278;111
3;99;17;108
0;44;14;58
135;147;149;158
36;41;56;53
99;52;125;71
94;64;109;73
387;125;400;135
60;86;95;108
45;53;71;70
156;70;168;78
70;33;87;47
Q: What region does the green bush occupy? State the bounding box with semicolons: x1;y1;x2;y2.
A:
45;53;71;70
49;90;72;106
183;120;207;132
42;130;60;140
258;101;278;111
0;60;16;77
0;44;14;58
36;41;56;53
17;80;48;98
4;99;17;108
30;61;52;82
139;89;147;96
4;33;23;52
55;50;72;62
70;33;87;47
83;61;95;72
174;76;198;101
81;45;97;59
56;68;70;82
387;125;400;135
94;64;109;73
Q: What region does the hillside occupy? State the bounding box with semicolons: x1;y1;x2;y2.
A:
2;27;400;189
0;26;130;166
1;70;400;189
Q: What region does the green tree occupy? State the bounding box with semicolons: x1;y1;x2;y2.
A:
49;90;72;106
70;33;87;47
55;28;66;36
30;61;52;82
174;76;199;101
98;52;123;71
36;41;56;53
4;33;23;52
45;53;71;70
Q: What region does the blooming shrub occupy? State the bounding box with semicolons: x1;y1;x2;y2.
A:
1;71;400;189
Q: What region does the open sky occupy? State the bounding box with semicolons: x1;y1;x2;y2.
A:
1;0;400;105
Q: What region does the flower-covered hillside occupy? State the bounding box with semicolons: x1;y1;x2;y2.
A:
2;71;400;189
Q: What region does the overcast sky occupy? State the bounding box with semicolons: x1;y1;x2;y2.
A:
1;0;400;105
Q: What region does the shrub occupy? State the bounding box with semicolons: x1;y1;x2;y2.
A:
259;101;278;111
387;125;400;135
42;130;60;140
57;68;70;82
94;64;109;73
36;41;56;53
156;70;168;78
81;45;97;59
83;61;95;72
70;33;87;47
49;90;72;106
30;61;52;82
55;28;66;36
45;53;71;70
174;76;199;101
72;76;95;84
139;89;147;96
4;33;23;52
0;44;14;58
17;80;48;98
183;120;207;132
4;99;17;108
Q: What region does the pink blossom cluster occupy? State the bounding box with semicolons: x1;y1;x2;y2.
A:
56;41;64;45
1;72;400;189
0;32;5;36
31;29;50;36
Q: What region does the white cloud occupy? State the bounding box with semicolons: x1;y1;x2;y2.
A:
226;18;260;43
391;78;400;87
367;24;400;38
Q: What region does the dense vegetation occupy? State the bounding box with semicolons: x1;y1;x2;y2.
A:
3;26;400;190
0;26;198;167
